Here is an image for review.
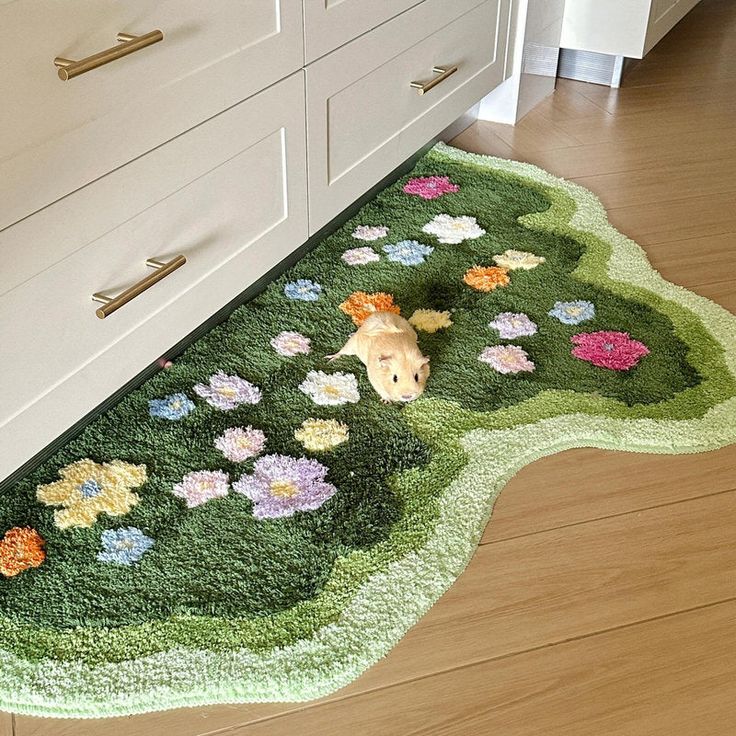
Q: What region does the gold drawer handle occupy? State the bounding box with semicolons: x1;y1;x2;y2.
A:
92;255;186;320
410;65;458;96
54;30;164;81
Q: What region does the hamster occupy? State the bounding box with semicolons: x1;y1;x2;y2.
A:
327;311;430;403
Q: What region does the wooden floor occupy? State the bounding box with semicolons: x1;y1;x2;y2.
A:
12;1;736;734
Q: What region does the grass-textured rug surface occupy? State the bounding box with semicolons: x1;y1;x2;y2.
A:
3;143;736;718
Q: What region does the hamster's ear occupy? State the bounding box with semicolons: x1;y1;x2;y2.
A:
378;354;393;367
420;356;430;366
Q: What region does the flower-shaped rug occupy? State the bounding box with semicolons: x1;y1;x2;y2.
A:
2;143;736;717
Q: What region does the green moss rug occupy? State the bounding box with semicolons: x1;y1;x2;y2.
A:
2;143;736;717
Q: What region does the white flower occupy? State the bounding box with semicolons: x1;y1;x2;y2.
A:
421;214;486;244
298;371;360;406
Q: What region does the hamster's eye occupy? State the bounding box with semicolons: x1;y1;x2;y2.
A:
414;373;419;382
392;375;398;383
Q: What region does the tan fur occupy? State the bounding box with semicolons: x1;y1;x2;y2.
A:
327;312;430;403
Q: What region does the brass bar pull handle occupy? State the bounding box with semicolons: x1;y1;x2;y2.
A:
410;66;458;96
54;30;163;81
92;255;186;320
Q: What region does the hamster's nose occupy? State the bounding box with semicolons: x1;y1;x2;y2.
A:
401;393;416;402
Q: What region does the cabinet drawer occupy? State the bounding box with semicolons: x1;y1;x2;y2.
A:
306;0;510;232
0;0;303;231
0;72;308;482
303;0;423;62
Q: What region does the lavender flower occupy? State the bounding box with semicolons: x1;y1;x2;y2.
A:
233;454;338;519
194;371;262;410
488;312;538;339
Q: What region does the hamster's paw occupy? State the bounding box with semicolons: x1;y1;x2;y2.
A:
325;353;340;362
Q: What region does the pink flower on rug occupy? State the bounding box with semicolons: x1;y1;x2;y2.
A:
571;331;650;370
352;225;389;241
173;470;230;508
403;176;459;200
215;427;266;462
341;247;380;266
270;331;311;357
479;345;535;374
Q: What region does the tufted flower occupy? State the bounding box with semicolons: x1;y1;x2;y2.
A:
488;312;538;339
341;247;380;266
463;265;510;292
173;470;230;508
352;225;389;241
549;300;596;325
408;309;453;333
148;393;195;421
215;426;266;463
194;371;261;410
403;175;459;200
284;279;322;302
36;459;146;529
294;418;349;452
299;370;360;406
571;331;650;370
97;527;154;566
479;345;535;374
493;249;546;270
270;331;312;357
339;291;401;326
422;214;486;244
0;528;45;577
233;454;338;519
383;240;434;266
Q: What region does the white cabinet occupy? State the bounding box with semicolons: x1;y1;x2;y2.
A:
1;0;514;481
561;0;701;59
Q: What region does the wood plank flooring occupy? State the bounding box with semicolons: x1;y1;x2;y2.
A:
15;0;736;733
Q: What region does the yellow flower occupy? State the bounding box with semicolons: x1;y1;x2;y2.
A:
492;249;545;270
408;309;453;333
294;419;349;452
36;459;146;529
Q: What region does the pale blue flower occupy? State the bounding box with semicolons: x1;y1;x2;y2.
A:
284;279;322;301
97;527;154;566
548;300;596;325
148;392;195;420
383;240;434;266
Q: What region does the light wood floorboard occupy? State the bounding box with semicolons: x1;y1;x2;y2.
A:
15;0;736;733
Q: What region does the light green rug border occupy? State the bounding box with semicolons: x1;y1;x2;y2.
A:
2;142;734;717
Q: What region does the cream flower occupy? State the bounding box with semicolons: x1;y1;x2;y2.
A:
408;309;453;333
492;249;545;270
294;418;349;452
299;371;360;406
422;214;486;244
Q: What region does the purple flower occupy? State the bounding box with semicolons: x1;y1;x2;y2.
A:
488;312;538;339
194;371;262;410
233;454;338;519
352;225;389;241
270;331;311;357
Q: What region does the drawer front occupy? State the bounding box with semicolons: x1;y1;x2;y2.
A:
0;0;303;232
0;72;308;482
306;0;510;232
303;0;423;62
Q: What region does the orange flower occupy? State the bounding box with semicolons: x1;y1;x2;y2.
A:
339;291;401;326
463;266;510;292
0;527;45;577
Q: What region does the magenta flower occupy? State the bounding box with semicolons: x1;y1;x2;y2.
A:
173;470;230;508
403;175;459;200
479;345;535;374
571;331;650;370
233;454;338;519
194;371;262;410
